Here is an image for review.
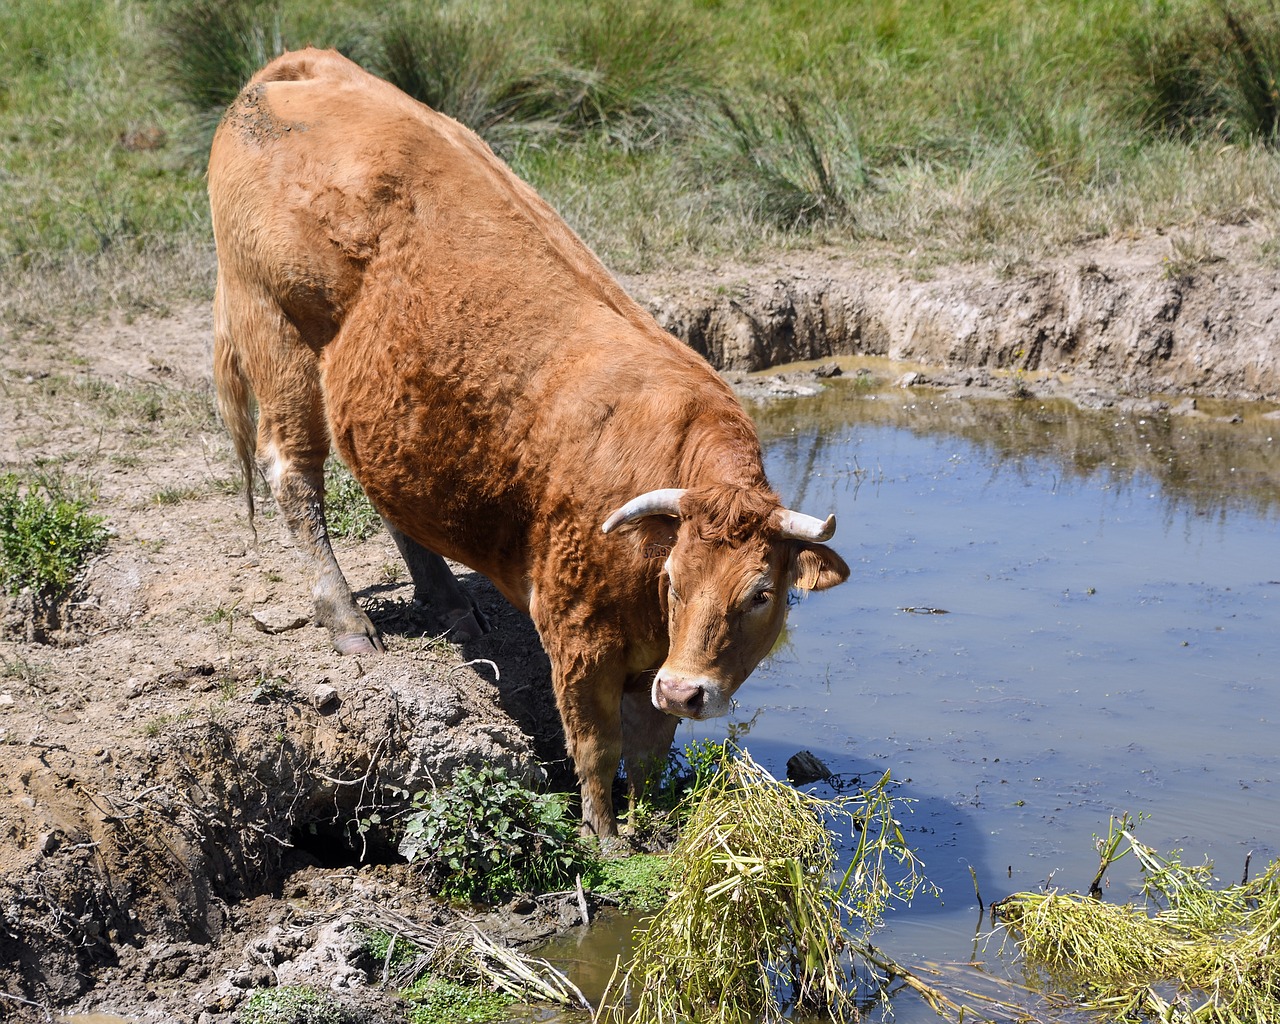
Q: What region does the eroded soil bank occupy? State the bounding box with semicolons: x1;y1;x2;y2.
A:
1;228;1277;1023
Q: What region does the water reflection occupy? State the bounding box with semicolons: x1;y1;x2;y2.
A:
748;372;1280;521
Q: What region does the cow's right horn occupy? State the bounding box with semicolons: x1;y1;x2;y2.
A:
601;488;687;533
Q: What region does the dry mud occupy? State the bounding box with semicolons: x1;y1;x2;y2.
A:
1;227;1278;1022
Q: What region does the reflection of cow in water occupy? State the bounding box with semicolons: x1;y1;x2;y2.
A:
207;48;850;835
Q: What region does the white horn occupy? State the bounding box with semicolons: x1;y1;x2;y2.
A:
778;510;836;542
601;488;687;534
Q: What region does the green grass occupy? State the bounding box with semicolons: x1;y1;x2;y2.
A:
6;0;1280;336
402;976;513;1024
583;853;673;910
324;460;382;541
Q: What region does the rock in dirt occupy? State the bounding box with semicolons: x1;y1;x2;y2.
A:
250;604;311;634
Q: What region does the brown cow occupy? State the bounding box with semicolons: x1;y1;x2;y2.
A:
208;48;849;836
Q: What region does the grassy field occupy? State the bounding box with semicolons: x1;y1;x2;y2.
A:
4;0;1280;333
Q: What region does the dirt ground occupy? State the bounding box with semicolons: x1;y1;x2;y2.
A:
1;226;1277;1023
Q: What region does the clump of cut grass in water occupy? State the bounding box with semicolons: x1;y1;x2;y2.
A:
595;746;931;1024
995;813;1280;1023
0;474;108;600
324;459;381;541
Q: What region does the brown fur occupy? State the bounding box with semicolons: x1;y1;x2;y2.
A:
208;48;849;835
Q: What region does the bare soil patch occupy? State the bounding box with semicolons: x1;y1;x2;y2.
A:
1;228;1276;1022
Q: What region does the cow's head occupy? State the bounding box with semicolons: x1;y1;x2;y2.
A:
602;485;849;719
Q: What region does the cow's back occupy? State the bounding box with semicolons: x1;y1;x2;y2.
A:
209;48;650;350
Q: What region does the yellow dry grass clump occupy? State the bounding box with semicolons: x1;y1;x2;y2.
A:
996;818;1280;1024
595;747;930;1024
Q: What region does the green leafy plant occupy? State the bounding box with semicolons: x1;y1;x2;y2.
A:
397;764;593;905
236;984;359;1024
402;975;513;1024
0;474;109;598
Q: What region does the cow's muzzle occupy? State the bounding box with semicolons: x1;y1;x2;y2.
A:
652;670;731;720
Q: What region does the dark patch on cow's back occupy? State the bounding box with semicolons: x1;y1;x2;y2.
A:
220;83;308;146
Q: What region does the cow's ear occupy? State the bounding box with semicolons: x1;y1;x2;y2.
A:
628;516;679;560
792;543;850;592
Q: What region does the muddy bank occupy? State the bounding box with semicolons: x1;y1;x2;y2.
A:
630;225;1280;402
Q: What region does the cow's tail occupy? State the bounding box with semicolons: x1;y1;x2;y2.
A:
212;326;259;534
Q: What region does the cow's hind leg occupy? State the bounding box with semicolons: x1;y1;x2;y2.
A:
383;520;490;641
621;687;679;819
268;449;383;655
216;279;382;656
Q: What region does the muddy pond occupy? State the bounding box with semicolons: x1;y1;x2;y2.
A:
544;365;1280;1021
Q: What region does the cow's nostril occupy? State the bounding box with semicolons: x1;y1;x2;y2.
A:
684;686;705;717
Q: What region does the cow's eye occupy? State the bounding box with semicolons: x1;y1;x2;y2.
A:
751;589;773;607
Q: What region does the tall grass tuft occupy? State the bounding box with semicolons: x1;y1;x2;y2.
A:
708;94;867;230
548;0;716;147
366;3;547;145
155;0;283;133
368;0;715;150
1131;0;1280;142
595;748;930;1024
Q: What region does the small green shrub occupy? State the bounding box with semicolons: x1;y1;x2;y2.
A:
236;985;359;1024
0;474;109;598
397;764;593;905
402;975;512;1024
583;853;673;910
325;460;382;540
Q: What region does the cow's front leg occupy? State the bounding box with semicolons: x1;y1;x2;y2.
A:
382;520;490;641
621;686;679;818
552;664;625;837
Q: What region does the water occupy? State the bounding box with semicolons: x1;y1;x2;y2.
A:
543;368;1280;1020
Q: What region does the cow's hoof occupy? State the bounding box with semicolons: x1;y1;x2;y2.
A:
444;608;489;643
333;632;383;655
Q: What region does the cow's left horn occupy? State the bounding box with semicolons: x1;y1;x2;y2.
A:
601;488;687;533
778;510;837;542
